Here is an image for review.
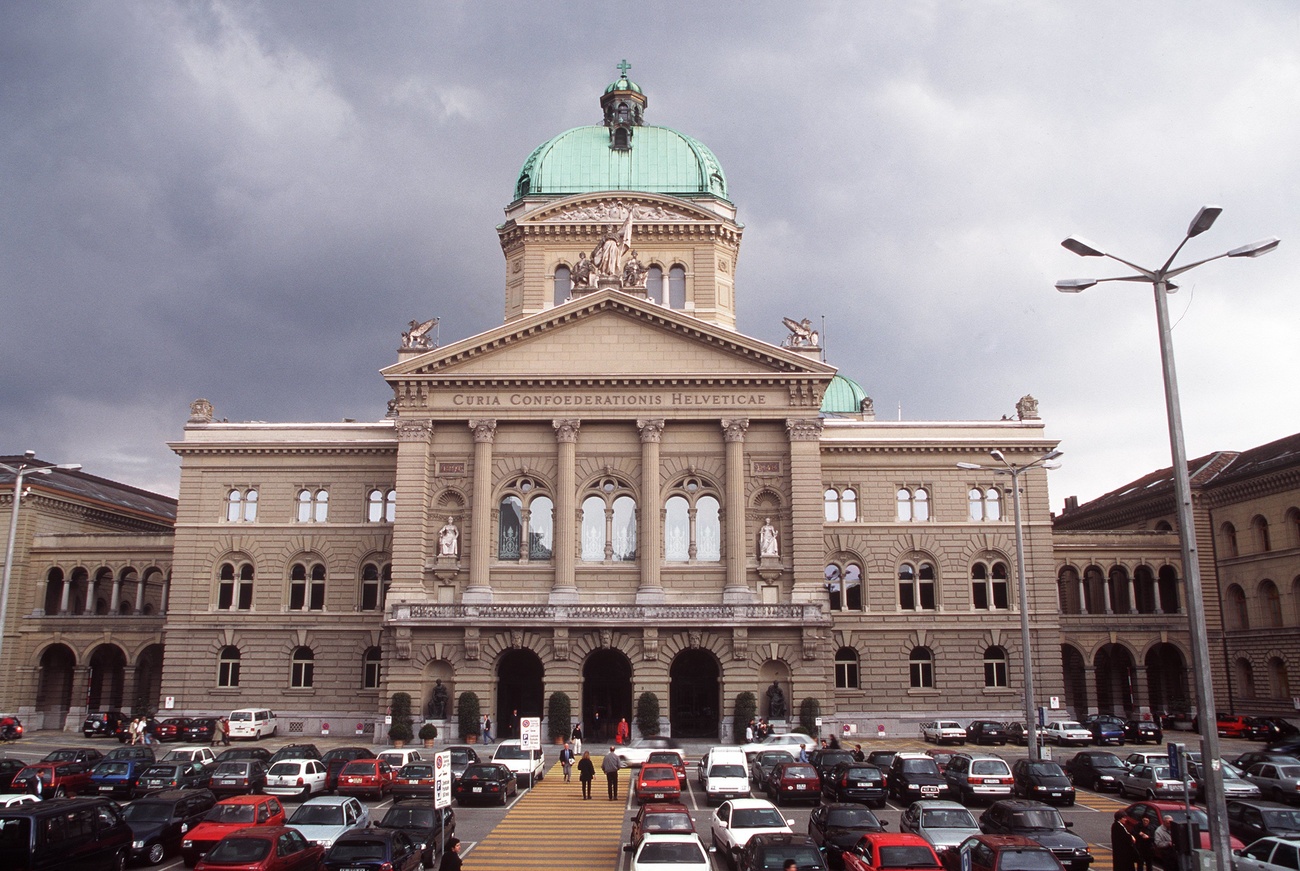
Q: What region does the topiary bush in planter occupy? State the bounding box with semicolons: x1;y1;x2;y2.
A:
458;691;481;742
733;692;757;745
389;692;414;744
799;697;821;738
636;692;661;738
547;692;571;743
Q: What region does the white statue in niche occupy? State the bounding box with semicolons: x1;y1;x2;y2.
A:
759;517;779;558
439;517;459;556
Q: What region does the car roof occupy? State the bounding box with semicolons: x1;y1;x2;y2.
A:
639;802;691;814
218;794;275;805
860;832;932;846
299;795;357;806
971;834;1046;848
725;798;782;809
747;833;818;845
909;800;969;810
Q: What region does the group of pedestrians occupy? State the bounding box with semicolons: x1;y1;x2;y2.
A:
126;717;155;745
556;739;623;800
208;717;231;747
1111;816;1173;871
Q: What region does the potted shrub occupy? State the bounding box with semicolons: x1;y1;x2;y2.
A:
733;691;757;745
636;692;661;739
419;722;439;747
458;691;481;743
799;697;821;739
389;692;414;746
547;692;571;744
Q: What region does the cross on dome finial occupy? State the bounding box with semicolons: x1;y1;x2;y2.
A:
616;59;631;77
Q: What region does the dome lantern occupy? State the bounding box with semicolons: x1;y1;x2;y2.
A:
600;60;646;150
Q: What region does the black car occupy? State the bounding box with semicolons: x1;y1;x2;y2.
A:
978;799;1093;871
809;749;857;783
1006;723;1030;746
105;744;155;763
41;747;104;766
183;717;220;744
321;746;376;793
808;803;884;869
82;710;130;739
1235;749;1300;771
134;761;211;796
1226;799;1300;845
0;796;131;870
0;757;28;791
376;800;456;868
114;717;159;743
120;787;217;865
1063;750;1127;792
821;762;887;808
1259;718;1300;742
207;760;268;796
324;827;423;871
215;746;273;765
1124;719;1162;744
1011;758;1076;806
452;762;517;806
739;832;828;871
967;721;1009;746
866;750;898;782
889;755;953;802
268;743;322;764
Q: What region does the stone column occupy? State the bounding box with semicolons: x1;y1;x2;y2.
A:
59;579;71;614
1083;666;1100;717
786;418;825;603
134;573;146;614
1127;574;1137;614
160;580;170;614
1077;575;1087;615
1101;577;1113;615
465;420;498;604
389;419;435;603
1132;665;1150;717
721;419;751;604
551;419;580;604
637;420;665;603
110;576;122;613
84;577;96;614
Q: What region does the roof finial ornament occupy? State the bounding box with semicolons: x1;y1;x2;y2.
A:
616;59;631;77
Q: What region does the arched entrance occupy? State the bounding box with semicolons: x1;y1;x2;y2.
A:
669;649;719;739
1145;643;1190;715
87;644;127;711
134;644;164;714
36;644;76;730
1061;645;1088;716
496;649;543;741
1095;644;1136;715
583;649;632;743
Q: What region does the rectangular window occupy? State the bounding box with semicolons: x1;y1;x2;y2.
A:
910;661;933;689
291;660;314;689
308;578;325;611
973;582;989;610
218;580;234;610
237;579;253;610
218;660;240;688
835;661;859;689
985;659;1008;688
898;582;916;611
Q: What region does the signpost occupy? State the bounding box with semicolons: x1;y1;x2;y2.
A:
433;750;451;863
521;716;541;751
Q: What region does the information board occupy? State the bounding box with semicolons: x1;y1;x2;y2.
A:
433;750;451;809
521;716;541;751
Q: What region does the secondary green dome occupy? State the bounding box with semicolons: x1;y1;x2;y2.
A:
821;374;869;415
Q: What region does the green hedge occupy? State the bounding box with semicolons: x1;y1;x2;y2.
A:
636;692;661;737
733;692;757;745
458;691;481;741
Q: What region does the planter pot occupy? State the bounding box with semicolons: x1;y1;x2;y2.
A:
466;734;478;744
423;739;436;747
392;739;406;748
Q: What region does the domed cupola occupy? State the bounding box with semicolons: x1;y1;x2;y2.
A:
601;60;646;149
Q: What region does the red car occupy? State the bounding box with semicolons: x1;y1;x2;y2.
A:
11;761;93;797
635;763;683;804
628;801;695;847
844;832;943;871
181;794;287;867
335;757;396;800
194;826;323;871
156;717;192;741
1113;801;1244;866
646;750;688;787
940;835;1063;871
766;761;821;805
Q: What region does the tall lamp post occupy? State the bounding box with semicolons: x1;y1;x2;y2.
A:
958;448;1061;761
1056;206;1279;871
1;453;82;679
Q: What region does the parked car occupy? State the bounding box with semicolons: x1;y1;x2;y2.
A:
750;750;795;790
121;787;217;865
207;760;269;797
319;746;374;793
636;763;684;804
335;758;396;800
700;751;751;806
443;745;479;782
226;708;277;741
115;717;159;743
90;757;151;798
866;751;899;784
738;832;827;871
922;721;968;746
134;761;211;796
1117;763;1184;800
1113;801;1245;867
709;798;794;867
374;801;455;868
323;826;424;871
766;761;821;805
646;750;688;788
633;833;714;871
889;753;953;803
82;710;130;738
821;762;887;808
898;800;982;856
376;748;423;770
966;721;1009;746
1217;714;1267;740
1225;798;1300;844
106;744;156;763
180;794;287;866
1235;835;1300;871
1247;761;1300;804
12;761;93;798
810;749;858;782
1123;719;1162;744
161;746;218;769
1236;750;1300;772
284;795;368;850
270;743;322;764
628;800;695;848
41;747;103;766
925;750;956;773
0;795;131;870
808;803;885;869
216;747;273;766
184;718;220;744
943;754;1013;806
156;718;192;742
977;800;1092;871
1081;714;1125;747
1010;759;1075;806
193;825;323;871
1063;751;1127;792
1122;750;1167;769
451;762;517;806
940;834;1065;871
615;736;685;767
1005;724;1030;747
842;832;942;871
390;761;439;800
1188;759;1260;801
490;740;544;788
264;759;328;799
1042;722;1092;747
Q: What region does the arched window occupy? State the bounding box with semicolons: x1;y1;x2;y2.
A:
1226;584;1249;630
1252;515;1272;552
1270;657;1291;699
835;647;860;689
581;478;637;561
646;265;664;304
984;647;1009;688
896;488;929;522
360;561;390;611
909;647;935;689
554;265;572;306
497;477;553;561
1288;508;1300;548
289;562;326;611
1221;522;1239;558
898;561;936;611
225;487;258;522
366;488;396;523
969;487;1001;521
825;488;858;522
217;562;254;611
362;647;382;690
1235;658;1256;698
291;647;314;688
44;567;64;614
667;265;686;309
1154;520;1173;532
664;476;721;562
218;646;241;688
825;561;863;611
971;558;1010;610
296;488;328;523
1260;580;1283;628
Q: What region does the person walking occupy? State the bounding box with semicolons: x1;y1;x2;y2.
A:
438;836;463;871
615;718;630;745
559;742;575;783
571;721;583;756
602;746;623;800
482;715;492;744
220;717;231;746
577;750;595;799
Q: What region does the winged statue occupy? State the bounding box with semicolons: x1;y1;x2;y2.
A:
781;316;819;348
401;317;438;350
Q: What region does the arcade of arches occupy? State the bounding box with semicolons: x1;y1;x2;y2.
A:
1061;641;1189;718
35;642;164;729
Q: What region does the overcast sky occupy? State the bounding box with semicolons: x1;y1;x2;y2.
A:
3;1;1297;512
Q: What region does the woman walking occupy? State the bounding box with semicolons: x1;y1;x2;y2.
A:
576;750;595;799
571;721;583;756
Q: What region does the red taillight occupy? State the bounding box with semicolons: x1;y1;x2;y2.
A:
378;863;394;871
296;777;304;786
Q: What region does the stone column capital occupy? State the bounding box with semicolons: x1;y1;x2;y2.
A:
395;419;434;442
637;419;666;443
469;419;498;444
721;418;749;442
785;418;824;441
553;419;581;443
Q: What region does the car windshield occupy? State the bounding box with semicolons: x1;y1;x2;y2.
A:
998;848;1062;871
213;762;248;775
783;765;817;779
207;804;255;824
1027;763;1065;776
1148;767;1172;778
1163;809;1210;827
329;841;387;860
820;752;854;765
648;753;681;765
643;767;678;782
845;766;881;780
1008;810;1065;830
449;750;472;765
462;765;501;780
732;808;786;828
340;761;375;776
161;751;192;762
645;812;694;833
1057;722;1084;730
381;806;436;829
121;803;172;823
400;765;434;778
827;807;878;828
230;712;253;721
877;845;939;868
1262;810;1300;830
760;753;794;766
971;761;1010;775
638;841;707;863
290;804;343;826
42;751;76;762
205;837;270;863
494;745;530;760
756;845;822;868
95;762;130;776
141;765;178;778
922;808;977;828
269;762;304;776
710;765;746;779
900;759;940;775
1091;754;1124;767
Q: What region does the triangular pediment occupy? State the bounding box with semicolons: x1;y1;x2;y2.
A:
382;290;835;384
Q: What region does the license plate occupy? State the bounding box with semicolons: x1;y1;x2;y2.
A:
346;777;360;783
473;786;482;793
796;784;806;790
921;786;939;795
342;867;367;871
852;781;866;787
653;793;665;799
1050;792;1062;797
99;785;114;791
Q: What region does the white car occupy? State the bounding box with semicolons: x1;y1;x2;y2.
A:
265;758;329;798
739;733;814;761
710;798;794;866
701;758;751;806
492;740;546;788
284;795;368;850
376;748;423;769
160;746;217;768
1042;721;1092;746
630;833;713;871
921;721;967;745
615;736;684;768
0;793;40;807
1235;835;1300;871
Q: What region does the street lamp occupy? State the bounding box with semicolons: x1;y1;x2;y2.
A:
1;453;82;680
958;448;1061;761
1057;206;1279;870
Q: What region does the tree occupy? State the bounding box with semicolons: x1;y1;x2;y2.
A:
388;692;414;744
636;692;661;738
547;692;571;743
458;691;481;742
733;692;757;745
799;697;821;738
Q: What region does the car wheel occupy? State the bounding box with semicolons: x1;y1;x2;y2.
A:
113;849;127;871
1147;789;1158;801
52;787;66;798
146;841;166;865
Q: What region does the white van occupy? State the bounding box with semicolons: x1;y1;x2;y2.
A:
697;747;750;805
227;708;277;740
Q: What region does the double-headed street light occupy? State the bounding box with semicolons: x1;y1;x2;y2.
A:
1;453;82;675
958;449;1061;762
1057;206;1279;871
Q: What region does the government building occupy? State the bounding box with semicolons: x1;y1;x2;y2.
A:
3;70;1293;738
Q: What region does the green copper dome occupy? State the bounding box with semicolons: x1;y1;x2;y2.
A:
821;374;869;415
605;75;643;96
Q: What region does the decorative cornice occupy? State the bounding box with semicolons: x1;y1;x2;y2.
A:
553;419;581;443
394;419;433;443
469;419;498;444
638;419;666;443
389;602;830;626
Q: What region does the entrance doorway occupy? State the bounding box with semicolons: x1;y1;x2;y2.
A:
37;644;76;730
583;649;632;743
88;644;126;711
496;649;543;741
669;649;719;739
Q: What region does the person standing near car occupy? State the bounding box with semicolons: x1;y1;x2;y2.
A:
602;746;623;800
1111;818;1137;871
220;717;231;746
577;750;595;799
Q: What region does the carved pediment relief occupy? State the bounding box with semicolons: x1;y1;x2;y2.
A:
530;196;710;225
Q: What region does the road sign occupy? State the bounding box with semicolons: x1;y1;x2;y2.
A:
521;716;541;750
433;750;451;809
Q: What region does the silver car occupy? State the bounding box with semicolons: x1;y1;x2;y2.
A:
1118;764;1185;800
285;795;369;850
1247;763;1300;804
898;799;981;854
